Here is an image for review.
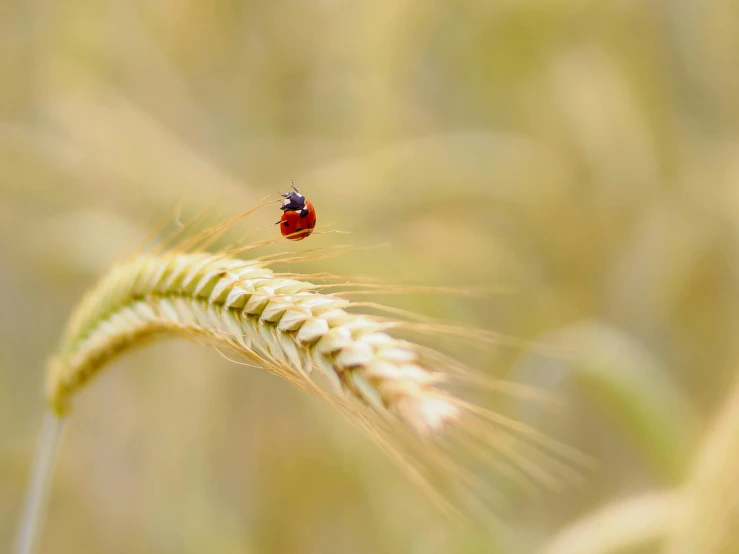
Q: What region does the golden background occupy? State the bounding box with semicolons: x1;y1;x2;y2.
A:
2;1;739;552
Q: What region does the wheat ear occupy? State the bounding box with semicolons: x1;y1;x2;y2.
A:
47;251;460;434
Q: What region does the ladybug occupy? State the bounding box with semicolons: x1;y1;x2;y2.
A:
277;181;316;241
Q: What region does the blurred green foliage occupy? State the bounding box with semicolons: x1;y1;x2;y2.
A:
2;0;739;552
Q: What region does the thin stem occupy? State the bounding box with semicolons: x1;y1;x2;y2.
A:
14;412;68;554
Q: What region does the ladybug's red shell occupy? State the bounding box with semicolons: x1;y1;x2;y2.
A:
280;199;316;241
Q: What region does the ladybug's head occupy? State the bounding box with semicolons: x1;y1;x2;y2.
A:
280;183;306;212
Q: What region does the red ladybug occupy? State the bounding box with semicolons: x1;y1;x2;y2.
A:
277;181;316;241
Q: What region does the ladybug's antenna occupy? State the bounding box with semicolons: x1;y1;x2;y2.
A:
291;180;299;193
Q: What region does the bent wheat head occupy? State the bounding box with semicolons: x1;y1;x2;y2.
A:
47;252;459;436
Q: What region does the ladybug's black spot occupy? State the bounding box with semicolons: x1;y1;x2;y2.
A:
283;221;289;226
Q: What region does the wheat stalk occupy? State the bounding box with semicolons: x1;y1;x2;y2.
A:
664;370;739;554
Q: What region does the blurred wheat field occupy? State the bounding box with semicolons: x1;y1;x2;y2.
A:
2;1;739;553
